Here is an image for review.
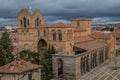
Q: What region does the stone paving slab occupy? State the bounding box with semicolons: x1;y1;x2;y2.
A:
80;56;120;80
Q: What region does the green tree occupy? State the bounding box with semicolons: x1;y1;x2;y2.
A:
0;31;14;66
19;50;40;64
40;45;55;80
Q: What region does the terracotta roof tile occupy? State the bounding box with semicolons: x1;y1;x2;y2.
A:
0;59;41;74
112;31;120;38
40;22;73;28
116;41;120;45
74;40;107;51
91;31;111;39
74;36;94;44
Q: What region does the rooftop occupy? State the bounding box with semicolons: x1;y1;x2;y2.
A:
0;59;41;74
74;40;107;51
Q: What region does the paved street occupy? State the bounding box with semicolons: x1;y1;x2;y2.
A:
80;56;120;80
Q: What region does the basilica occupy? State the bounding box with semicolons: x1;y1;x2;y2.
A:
17;9;116;80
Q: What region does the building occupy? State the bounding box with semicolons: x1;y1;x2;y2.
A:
0;59;41;80
17;9;116;80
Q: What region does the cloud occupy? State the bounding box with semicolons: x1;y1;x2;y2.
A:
0;0;120;25
92;17;120;24
0;18;16;25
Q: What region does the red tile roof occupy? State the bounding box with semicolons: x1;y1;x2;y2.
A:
74;36;94;44
0;59;41;74
91;31;111;39
112;31;120;38
74;40;107;51
40;22;73;28
116;41;120;45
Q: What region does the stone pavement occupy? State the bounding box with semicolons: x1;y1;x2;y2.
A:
80;56;120;80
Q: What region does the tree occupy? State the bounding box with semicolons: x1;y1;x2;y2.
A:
19;50;40;64
0;31;14;66
40;45;55;80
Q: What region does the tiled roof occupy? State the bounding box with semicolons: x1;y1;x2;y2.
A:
10;33;18;43
0;59;41;74
112;31;120;38
71;18;91;21
116;41;120;45
91;31;111;39
74;36;94;44
40;22;73;28
74;40;107;51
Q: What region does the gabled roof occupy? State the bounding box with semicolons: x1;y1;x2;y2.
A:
0;59;41;74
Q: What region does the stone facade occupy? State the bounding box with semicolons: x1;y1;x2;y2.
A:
52;46;108;80
17;9;116;80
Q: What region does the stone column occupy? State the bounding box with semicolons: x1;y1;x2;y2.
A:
84;57;86;73
88;53;92;71
96;49;100;66
80;57;83;76
103;47;106;62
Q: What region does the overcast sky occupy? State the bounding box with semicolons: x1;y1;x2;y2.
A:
0;0;120;26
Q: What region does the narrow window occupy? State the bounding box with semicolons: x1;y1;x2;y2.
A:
37;18;39;26
20;20;22;26
53;32;56;40
23;17;27;28
77;22;80;26
58;31;62;41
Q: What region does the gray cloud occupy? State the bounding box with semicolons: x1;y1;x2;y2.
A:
0;0;120;25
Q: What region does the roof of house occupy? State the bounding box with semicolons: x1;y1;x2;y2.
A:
74;40;107;51
0;59;41;74
40;22;73;28
74;36;94;44
91;31;111;39
112;31;120;38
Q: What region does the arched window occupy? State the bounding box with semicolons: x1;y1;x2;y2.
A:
37;18;40;26
23;17;27;28
53;31;56;40
44;30;46;36
58;30;62;41
77;22;80;26
20;20;22;26
57;59;63;77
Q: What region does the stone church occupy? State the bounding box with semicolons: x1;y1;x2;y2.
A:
17;9;116;80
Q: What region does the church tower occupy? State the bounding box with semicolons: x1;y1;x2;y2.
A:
17;9;44;52
71;18;91;35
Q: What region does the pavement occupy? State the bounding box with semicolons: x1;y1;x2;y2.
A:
80;56;120;80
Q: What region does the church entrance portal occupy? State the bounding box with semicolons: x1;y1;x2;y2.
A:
57;59;63;78
38;39;47;58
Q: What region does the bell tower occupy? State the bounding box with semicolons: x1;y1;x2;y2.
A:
17;7;44;52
